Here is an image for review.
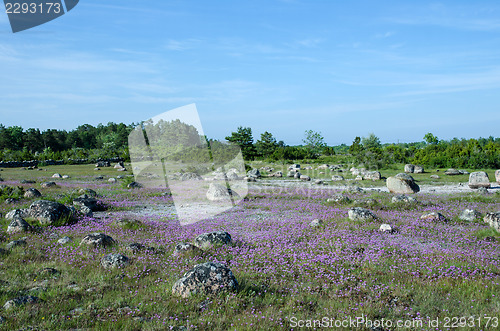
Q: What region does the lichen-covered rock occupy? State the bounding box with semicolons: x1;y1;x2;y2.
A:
364;171;381;181
391;195;417;204
327;194;351;204
29;200;72;226
413;165;424;173
173;242;203;257
80;233;115;248
73;197;103;211
40;182;57;188
6;218;32;234
3;296;40;310
404;164;415;173
459;209;482;222
5;209;30;220
172;262;238;298
348;207;377;221
24;188;42;198
444;168;461;176
468;171;490;189
484;212;500;232
194;231;231;250
309;219;323;227
420;212;447;222
386;173;420;194
300;175;311;181
206;183;238;202
101;253;129;269
78;188;97;197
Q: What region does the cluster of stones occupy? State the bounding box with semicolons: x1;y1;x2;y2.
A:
349;167;382;181
404;164;424;174
171;231;238;298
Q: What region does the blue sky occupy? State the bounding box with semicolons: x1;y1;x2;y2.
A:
1;1;500;145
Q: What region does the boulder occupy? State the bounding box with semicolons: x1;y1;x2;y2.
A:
180;172;203;181
386;173;420;194
314;179;323;185
194;231;231;250
101;253;129;269
173;242;203;257
468;171;490;189
364;171;381;181
404;164;415;173
80;233;115;248
114;162;125;169
379;224;393;233
247;169;261;178
7;218;32;234
96;161;111;167
309;219;323;227
355;175;363;181
5;209;30;220
317;164;329;170
172;262;238;298
430;175;440;179
420;212;447;222
3;296;40;310
29;200;72;226
495;170;500;184
78;188;97;197
300;175;311;181
108;178;117;183
484;212;500;232
127;181;142;189
327;194;351;204
444;168;461;176
391;195;417;204
348;207;377;221
331;175;344;181
459;209;482;222
57;236;72;244
73;197;102;212
52;173;62;178
477;187;489;195
293;172;302;179
24;188;42;198
413;165;424;173
459;170;470;175
288;164;300;171
206;183;238;201
40;182;56;188
273;171;283;178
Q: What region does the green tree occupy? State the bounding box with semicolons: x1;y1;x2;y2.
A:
302;130;326;158
424;132;439;145
225;127;257;161
256;131;278;159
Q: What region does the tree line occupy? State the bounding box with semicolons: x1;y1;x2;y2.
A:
0;122;499;169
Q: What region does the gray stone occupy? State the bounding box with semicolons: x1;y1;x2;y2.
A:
3;296;40;310
294;172;302;179
78;188;97;197
327;194;351;204
478;187;489;195
484;212;500;232
287;171;295;177
288;164;301;170
331;175;345;181
247;169;261;178
40;182;56;188
273;171;283;178
444;168;461;176
62;175;70;179
413;165;424;173
194;231;231;250
468;171;490;189
24;188;42;198
180;172;203;181
172;262;238;298
495;170;500;184
58;236;72;244
364;171;381;181
108;178;117;183
310;219;323;227
391;195;417;204
300;175;311;181
52;173;62;178
80;233;115;248
420;212;447;222
404;164;415;173
7;218;32;234
386;173;420;194
173;242;203;257
348;207;377;221
73;197;102;211
430;175;440;179
127;181;142;189
29;200;72;226
379;224;393;233
101;253;129;269
5;209;30;220
459;209;482;222
206;183;238;201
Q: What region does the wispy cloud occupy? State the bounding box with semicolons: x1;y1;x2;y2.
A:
165;39;202;51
